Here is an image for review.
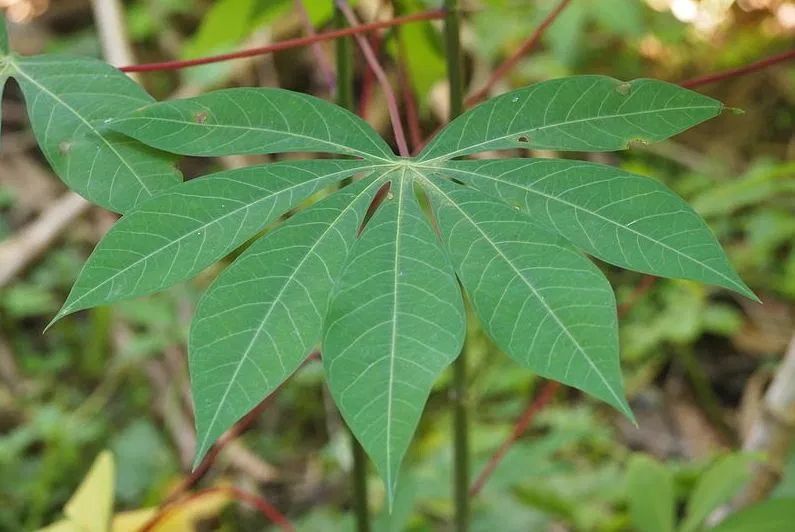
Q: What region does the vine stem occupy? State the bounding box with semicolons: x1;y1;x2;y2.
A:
335;1;409;157
334;4;371;530
443;0;467;529
680;48;795;88
119;9;445;73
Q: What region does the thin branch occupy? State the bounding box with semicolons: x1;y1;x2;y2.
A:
162;352;320;504
465;0;572;105
681;48;795;88
293;0;336;92
336;1;409;157
142;486;294;532
90;0;138;70
469;380;560;497
119;9;445;73
397;58;422;151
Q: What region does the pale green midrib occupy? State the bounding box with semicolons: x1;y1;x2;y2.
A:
416;171;627;412
195;172;391;461
10;60;155;197
60;163;389;316
112;115;396;163
440;165;747;293
385;168;409;498
418;105;719;163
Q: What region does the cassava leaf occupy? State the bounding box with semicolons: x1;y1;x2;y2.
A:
435;158;755;298
190;174;385;464
10;55;182;213
323;173;466;501
53;159;378;322
418;76;722;161
422;177;630;418
108;87;396;161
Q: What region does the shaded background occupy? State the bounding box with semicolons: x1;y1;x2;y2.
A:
0;0;793;530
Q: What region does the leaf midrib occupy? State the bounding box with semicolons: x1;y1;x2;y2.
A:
419;105;718;163
440;164;746;293
60;163;388;316
112;115;396;163
418;172;626;411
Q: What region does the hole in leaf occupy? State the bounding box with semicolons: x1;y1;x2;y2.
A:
358;181;391;236
626;138;649;149
517;136;529;143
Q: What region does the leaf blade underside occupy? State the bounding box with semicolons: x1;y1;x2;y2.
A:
108;87;396;161
11;55;182;213
323;172;466;501
54;159;377;322
190;174;386;464
419;76;722;161
423;177;631;418
436;158;755;299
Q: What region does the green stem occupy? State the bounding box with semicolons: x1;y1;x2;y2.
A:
444;3;467;529
335;5;369;530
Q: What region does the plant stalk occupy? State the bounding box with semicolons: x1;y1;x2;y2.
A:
444;1;467;529
335;5;370;530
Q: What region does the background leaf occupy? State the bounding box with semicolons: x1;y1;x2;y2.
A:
109;87;396;160
54;160;375;321
323;174;466;501
419;76;722;161
190;175;384;463
11;55;181;213
439;159;755;298
625;454;675;532
710;498;795;532
681;454;754;532
424;177;630;417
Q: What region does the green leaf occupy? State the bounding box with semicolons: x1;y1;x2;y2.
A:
436;159;755;299
10;55;182;213
0;11;8;55
53;160;378;322
323;173;466;502
625;454;675;532
710;498;795;532
190;175;385;464
681;454;754;532
109;88;396;161
419;77;722;162
423;177;631;418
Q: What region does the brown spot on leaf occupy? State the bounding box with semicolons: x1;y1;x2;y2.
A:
194;111;209;124
58;142;72;155
517;136;529;143
616;82;632;96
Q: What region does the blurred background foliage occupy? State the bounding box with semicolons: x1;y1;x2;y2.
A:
0;0;793;530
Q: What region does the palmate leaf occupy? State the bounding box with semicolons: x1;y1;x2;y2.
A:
53;159;380;322
6;55;182;213
422;177;629;416
46;75;755;500
435;158;755;298
190;174;386;463
323;173;466;500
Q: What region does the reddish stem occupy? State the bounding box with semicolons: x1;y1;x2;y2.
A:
163;352;320;505
469;380;560;497
337;1;410;157
357;35;380;119
142;486;294;532
293;0;336;93
396;47;423;151
680;48;795;88
119;9;445;73
465;0;572;105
